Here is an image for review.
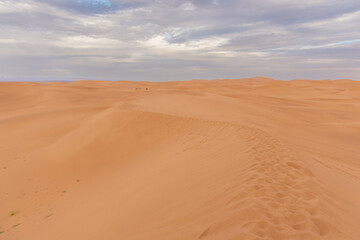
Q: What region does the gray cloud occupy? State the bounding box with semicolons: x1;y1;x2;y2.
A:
0;0;359;81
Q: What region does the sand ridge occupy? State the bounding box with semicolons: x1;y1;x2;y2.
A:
0;78;360;239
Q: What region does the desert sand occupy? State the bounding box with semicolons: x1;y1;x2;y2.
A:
1;77;360;240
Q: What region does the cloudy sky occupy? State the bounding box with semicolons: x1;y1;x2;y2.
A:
0;0;359;81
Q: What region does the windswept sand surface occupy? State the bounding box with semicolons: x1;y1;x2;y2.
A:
1;78;360;240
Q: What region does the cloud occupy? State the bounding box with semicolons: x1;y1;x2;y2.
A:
54;35;124;49
180;2;196;11
0;1;34;13
141;35;229;52
0;0;359;81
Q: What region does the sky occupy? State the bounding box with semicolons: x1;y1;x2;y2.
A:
0;0;359;81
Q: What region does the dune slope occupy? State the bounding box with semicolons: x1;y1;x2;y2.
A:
1;78;360;240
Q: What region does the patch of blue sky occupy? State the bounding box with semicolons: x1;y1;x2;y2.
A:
76;0;112;9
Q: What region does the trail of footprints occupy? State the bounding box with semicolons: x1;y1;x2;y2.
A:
200;127;331;240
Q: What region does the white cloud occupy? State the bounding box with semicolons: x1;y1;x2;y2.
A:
302;10;360;28
141;35;229;52
180;2;196;11
0;1;34;13
301;39;360;49
263;0;337;7
0;38;24;43
54;36;124;49
77;16;115;30
0;1;33;13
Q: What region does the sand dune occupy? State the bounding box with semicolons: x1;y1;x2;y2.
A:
1;78;360;239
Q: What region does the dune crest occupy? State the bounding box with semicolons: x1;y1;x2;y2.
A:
1;78;360;240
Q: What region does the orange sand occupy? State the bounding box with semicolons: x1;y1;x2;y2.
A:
1;77;360;239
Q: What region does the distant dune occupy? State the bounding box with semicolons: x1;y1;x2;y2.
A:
1;78;360;240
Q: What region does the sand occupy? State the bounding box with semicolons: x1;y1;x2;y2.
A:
0;77;360;240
